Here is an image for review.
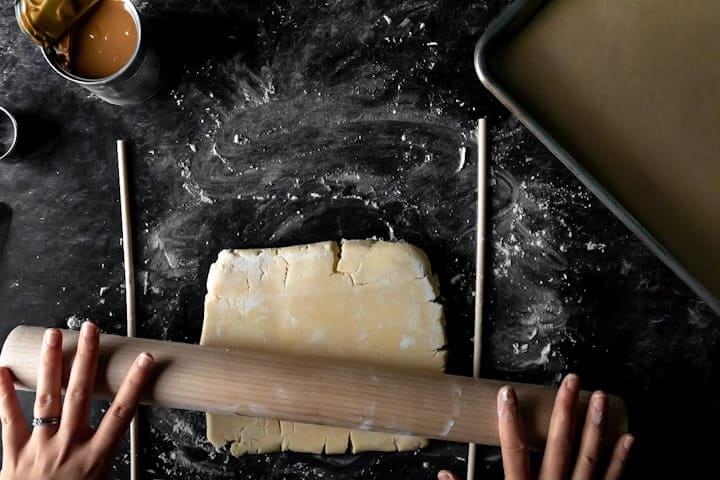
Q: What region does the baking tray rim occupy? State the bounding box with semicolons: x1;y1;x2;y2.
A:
474;0;720;316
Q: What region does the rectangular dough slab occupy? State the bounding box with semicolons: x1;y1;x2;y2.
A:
200;240;447;455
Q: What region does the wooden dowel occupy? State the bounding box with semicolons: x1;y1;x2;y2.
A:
472;118;487;381
467;118;487;480
117;140;138;480
117;140;136;338
0;327;629;449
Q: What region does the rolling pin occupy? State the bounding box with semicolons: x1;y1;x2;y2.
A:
0;326;627;448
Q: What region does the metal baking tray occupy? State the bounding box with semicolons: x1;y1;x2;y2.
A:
475;0;720;315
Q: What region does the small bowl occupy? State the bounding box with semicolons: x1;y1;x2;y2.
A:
0;106;18;160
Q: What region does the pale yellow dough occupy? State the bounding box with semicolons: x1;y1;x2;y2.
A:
200;240;447;455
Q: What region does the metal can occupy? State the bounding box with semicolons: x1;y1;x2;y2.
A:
36;0;166;106
0;107;18;161
15;0;101;48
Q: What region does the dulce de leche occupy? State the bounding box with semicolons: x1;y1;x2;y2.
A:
16;0;101;47
57;0;138;79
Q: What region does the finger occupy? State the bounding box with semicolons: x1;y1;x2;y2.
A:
602;434;634;480
0;367;30;461
498;386;531;480
437;470;460;480
92;352;154;456
539;374;581;480
60;321;100;436
571;391;607;480
32;328;63;439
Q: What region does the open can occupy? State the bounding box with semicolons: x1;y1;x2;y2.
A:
0;107;18;161
17;0;165;106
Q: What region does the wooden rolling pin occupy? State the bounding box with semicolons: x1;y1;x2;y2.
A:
0;326;627;448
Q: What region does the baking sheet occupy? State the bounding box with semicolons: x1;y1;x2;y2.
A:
475;0;720;315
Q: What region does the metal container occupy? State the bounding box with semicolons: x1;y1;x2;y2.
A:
37;0;165;106
14;0;101;48
0;107;18;161
475;0;720;315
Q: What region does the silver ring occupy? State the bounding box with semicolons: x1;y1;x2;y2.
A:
32;416;61;427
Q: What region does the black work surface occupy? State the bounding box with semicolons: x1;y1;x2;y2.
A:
0;1;717;479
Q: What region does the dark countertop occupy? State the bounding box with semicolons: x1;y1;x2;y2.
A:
0;0;718;478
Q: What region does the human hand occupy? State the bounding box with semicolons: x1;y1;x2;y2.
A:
0;322;154;480
438;374;634;480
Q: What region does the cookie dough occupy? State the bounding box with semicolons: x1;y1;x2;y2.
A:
200;240;447;455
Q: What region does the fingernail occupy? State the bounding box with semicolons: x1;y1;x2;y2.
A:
437;471;452;480
591;392;607;426
82;321;99;337
44;329;60;347
137;353;154;368
623;435;635;451
498;386;517;418
564;374;579;393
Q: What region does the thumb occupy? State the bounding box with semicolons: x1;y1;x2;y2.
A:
438;470;461;480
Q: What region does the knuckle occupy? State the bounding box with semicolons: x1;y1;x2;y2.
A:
110;402;134;421
127;369;148;389
1;414;16;425
66;387;89;402
502;439;527;455
582;453;598;467
127;375;142;388
547;434;570;450
36;392;60;409
0;387;15;401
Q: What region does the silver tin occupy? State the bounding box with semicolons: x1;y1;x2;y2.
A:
474;0;720;315
0;106;18;160
39;0;165;106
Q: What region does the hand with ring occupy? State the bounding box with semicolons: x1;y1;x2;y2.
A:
438;375;634;480
0;322;154;479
